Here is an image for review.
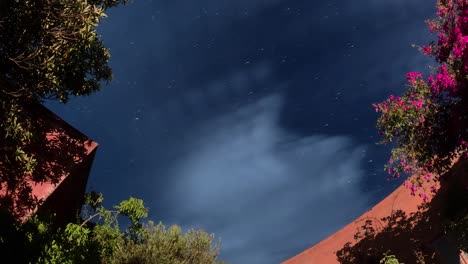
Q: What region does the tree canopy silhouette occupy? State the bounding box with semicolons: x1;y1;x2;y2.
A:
0;0;127;216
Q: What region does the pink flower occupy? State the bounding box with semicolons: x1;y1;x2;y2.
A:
411;99;424;109
403;180;411;188
372;103;379;112
404;165;413;173
427;20;439;33
457;14;468;35
419;115;425;123
423;173;431;182
437;6;448;17
419;193;429;202
452;34;468;58
409;184;420;195
396;98;404;106
438;33;450;47
428;65;457;94
422;45;433;55
377;0;468;198
406;72;423;86
428;75;437;93
460;140;468;147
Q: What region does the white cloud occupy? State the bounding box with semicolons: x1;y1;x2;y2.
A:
164;94;371;263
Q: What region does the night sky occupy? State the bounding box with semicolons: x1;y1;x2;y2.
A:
46;1;437;263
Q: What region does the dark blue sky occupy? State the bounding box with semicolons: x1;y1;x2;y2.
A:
47;0;437;263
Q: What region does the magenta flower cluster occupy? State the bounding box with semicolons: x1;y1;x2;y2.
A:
373;0;468;201
406;72;423;86
372;92;427;119
452;33;468;58
460;140;468;158
432;0;468;78
428;65;457;95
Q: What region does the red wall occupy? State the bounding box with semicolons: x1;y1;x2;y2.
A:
283;159;468;264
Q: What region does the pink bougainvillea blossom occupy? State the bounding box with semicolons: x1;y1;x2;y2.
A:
406;72;423;86
421;45;433;56
427;19;439;33
452;34;468;58
403;180;421;195
460;140;468;147
419;193;429;202
423;173;432;182
403;180;409;188
404;165;413;173
411;99;424;109
437;6;448;17
460;140;468;155
395;97;404;106
428;65;457;94
409;183;421;196
372;103;381;113
375;0;468;200
438;33;450;47
437;33;452;61
419;115;425;123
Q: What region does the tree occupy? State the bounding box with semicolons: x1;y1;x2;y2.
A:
0;0;127;216
372;0;468;253
0;2;226;262
373;0;468;199
0;193;224;264
109;222;222;264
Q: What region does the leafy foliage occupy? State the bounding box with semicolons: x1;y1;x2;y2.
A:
0;0;128;101
110;221;221;264
0;0;127;216
0;194;223;264
380;252;403;264
373;0;468;198
0;2;225;263
371;0;468;256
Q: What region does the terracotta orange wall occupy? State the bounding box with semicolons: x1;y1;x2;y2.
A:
37;145;98;226
282;181;431;264
0;104;99;223
282;158;468;264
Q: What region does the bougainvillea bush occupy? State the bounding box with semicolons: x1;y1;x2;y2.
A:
373;0;468;200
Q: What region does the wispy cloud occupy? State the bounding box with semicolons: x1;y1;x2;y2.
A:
163;94;370;263
45;1;436;262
